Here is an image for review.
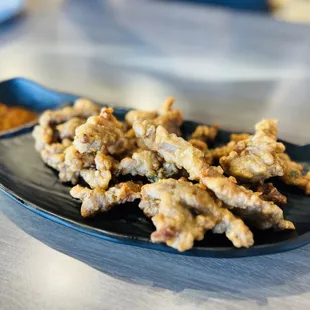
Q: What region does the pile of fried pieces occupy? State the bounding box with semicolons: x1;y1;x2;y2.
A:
32;98;310;252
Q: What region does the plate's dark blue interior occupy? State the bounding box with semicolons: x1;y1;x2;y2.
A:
0;78;310;258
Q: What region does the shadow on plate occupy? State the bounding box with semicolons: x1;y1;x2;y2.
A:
2;197;310;303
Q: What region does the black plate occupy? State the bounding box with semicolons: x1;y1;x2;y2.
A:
0;78;310;258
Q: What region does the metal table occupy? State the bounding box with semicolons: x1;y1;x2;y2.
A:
1;0;310;309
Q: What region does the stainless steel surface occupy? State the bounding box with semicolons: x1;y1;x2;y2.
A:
1;0;310;309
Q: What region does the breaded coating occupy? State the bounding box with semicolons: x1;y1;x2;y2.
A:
56;117;85;140
230;133;250;142
151;194;217;252
277;153;310;194
39;98;100;128
256;182;287;205
154;97;183;136
133;120;222;181
73;107;125;154
32;125;55;151
140;179;254;250
220;120;285;182
204;177;294;230
211;141;236;162
70;181;141;217
80;169;112;189
188;139;213;165
40;140;79;184
189;125;219;142
118;150;179;181
64;145;95;171
125;110;158;126
134;121;294;231
125;97;183;136
95;152;118;173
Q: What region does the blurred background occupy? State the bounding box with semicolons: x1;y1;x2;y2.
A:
1;0;310;143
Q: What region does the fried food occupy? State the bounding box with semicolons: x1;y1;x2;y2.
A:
277;153;310;194
230;133;250;142
70;181;141;217
134;121;294;231
188;139;213;165
74;107;125;154
118;150;180;181
140;179;254;250
189;125;219;142
257;182;287;205
32;125;55;151
211;141;236;163
220;120;285;183
39;98;100;128
56;117;85;140
204;177;294;230
125;97;183;136
33;96;304;252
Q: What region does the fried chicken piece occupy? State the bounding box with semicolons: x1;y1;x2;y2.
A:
125;110;158;126
230;133;250;142
140;179;254;249
189;125;219;142
154;97;183;136
211;141;236;162
32;125;55;151
95;152;119;173
40;140;80;184
125;98;183;136
39;98;100;128
133;120;222;181
220;120;285;183
118;150;179;181
80;169;112;189
188;139;213;165
134;121;294;231
204;177;294;230
256;183;287;205
64;145;95;171
73;107;125;154
70;181;141;217
277;153;310;194
56;117;85;140
151;194;217;252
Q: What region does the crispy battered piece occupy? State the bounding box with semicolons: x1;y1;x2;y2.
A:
151;194;217;252
125;110;158;126
80;169;112;189
256;182;287;205
39;98;100;128
56;117;85;140
140;179;254;249
277;153;310;194
125;98;183;136
134;121;294;231
95;152;119;173
70;181;141;217
220;120;285;183
118;150;179;181
64;145;95;171
40;140;80;184
230;133;250;142
73;107;125;154
133;120;222;181
188;139;213;165
154;97;183;136
189;125;219;142
32;125;55;151
204;177;294;230
211;141;236;163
